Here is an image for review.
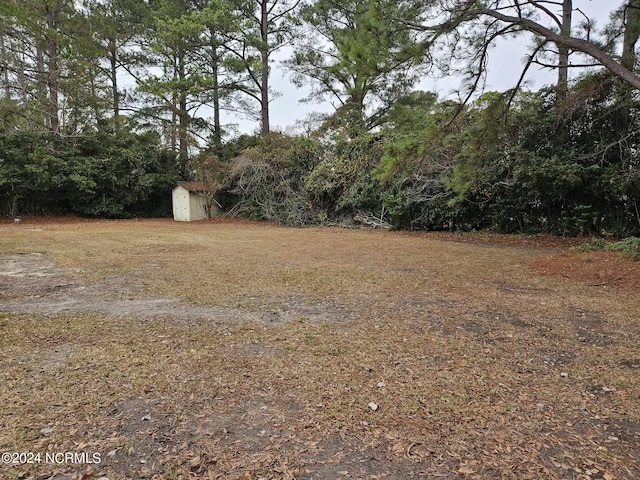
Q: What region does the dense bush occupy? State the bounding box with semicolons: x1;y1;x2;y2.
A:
0;132;181;218
304;133;386;219
221;133;321;226
219;76;640;237
576;236;640;260
377;76;640;236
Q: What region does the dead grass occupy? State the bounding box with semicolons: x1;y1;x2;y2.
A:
0;218;639;479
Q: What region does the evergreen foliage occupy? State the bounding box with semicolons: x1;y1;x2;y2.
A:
0;131;180;217
0;1;639;238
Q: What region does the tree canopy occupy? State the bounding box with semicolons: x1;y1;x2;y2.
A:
286;0;425;133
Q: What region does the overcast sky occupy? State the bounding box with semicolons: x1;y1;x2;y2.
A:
226;1;617;136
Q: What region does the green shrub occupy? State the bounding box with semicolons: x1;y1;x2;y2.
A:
575;236;640;260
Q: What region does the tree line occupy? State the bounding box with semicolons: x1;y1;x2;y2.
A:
1;1;639;235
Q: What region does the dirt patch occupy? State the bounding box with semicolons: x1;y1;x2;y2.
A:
94;393;432;480
0;253;351;328
0;253;79;299
620;358;640;369
428;230;640;293
568;308;616;346
529;249;640;292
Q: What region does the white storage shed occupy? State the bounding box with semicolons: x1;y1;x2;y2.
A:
172;182;218;221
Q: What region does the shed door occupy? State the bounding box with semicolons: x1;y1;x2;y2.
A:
173;190;190;221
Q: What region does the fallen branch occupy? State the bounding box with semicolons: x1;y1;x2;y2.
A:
354;211;391;229
588;276;622;287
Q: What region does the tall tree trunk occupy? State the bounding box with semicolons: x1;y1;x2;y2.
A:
179;96;189;162
0;31;10;100
209;32;222;149
89;63;103;130
622;0;640;71
109;39;120;133
260;0;270;135
170;107;177;151
178;52;189;163
45;5;60;134
347;83;367;135
557;0;572;98
35;45;49;131
46;41;59;134
618;1;640;128
170;53;178;152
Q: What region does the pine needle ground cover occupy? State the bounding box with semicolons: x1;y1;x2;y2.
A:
0;218;638;480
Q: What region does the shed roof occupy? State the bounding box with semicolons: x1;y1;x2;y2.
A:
174;181;210;192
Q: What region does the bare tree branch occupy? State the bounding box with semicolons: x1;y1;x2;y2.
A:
409;3;640;90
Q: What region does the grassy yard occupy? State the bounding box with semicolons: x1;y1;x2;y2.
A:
0;218;638;479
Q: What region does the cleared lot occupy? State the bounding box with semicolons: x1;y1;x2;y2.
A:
1;218;638;479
